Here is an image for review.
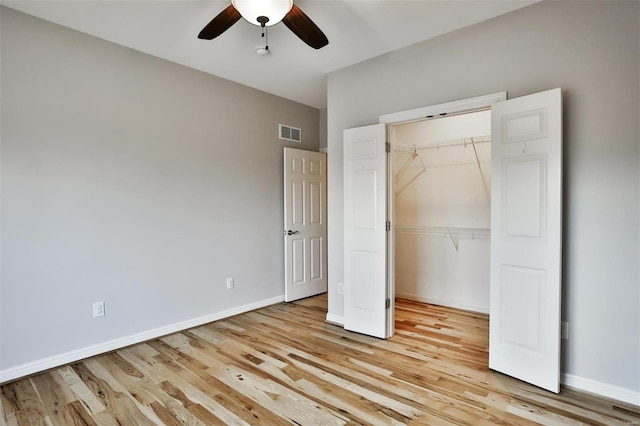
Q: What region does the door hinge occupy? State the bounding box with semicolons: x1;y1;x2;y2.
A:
385;221;391;232
385;142;391;153
385;298;391;309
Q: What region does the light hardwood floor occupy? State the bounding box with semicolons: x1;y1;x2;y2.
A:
1;294;639;425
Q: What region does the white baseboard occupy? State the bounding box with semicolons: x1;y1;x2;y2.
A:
12;294;635;407
0;295;284;384
562;373;640;407
395;293;489;315
325;313;344;326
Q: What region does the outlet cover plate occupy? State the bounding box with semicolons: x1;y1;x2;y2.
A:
93;301;105;318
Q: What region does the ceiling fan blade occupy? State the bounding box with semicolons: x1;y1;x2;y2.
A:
198;5;242;40
282;4;328;49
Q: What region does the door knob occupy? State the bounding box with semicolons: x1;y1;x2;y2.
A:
285;230;299;236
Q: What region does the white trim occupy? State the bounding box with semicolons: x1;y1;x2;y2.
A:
319;146;328;154
561;373;640;407
325;313;344;326
395;293;489;315
0;295;284;384
379;91;507;125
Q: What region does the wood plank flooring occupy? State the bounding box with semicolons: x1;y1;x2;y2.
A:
1;295;638;425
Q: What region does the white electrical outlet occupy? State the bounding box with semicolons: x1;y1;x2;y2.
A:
337;282;344;295
226;277;234;290
561;321;569;340
93;301;105;318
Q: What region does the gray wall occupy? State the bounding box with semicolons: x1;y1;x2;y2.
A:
1;7;319;373
327;1;639;396
319;108;328;149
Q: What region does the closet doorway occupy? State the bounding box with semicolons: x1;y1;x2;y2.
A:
345;88;562;392
391;110;491;314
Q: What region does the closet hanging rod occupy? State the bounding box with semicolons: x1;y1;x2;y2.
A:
393;134;491;152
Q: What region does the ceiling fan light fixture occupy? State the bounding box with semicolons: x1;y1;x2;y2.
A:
231;0;293;27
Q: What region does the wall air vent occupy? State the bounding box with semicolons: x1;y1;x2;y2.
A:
279;124;302;143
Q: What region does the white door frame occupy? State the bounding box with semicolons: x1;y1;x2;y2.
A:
378;92;507;126
340;92;507;337
378;91;507;325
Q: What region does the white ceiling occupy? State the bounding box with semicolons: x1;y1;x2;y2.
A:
1;0;538;109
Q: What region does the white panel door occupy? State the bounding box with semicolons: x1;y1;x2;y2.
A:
284;148;327;302
343;123;391;338
489;88;562;393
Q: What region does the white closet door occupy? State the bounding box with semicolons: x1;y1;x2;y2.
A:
489;88;562;393
343;123;391;338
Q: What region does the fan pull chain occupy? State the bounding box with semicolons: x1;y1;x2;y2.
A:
256;15;270;55
262;26;269;51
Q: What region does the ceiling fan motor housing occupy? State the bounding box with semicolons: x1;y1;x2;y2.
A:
231;0;293;26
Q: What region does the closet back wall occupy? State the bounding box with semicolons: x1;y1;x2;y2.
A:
393;111;491;313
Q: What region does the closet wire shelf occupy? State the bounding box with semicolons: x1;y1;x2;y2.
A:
395;226;491;252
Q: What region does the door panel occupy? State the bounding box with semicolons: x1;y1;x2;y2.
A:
343;123;390;338
501;265;545;352
489;88;562;393
503;156;546;238
352;171;378;229
284;148;327;302
292;238;305;284
291;180;304;225
309;181;322;224
310;237;322;280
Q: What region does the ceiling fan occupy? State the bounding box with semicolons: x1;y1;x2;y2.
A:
198;0;329;50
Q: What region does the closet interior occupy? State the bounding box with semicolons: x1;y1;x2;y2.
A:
392;110;491;314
